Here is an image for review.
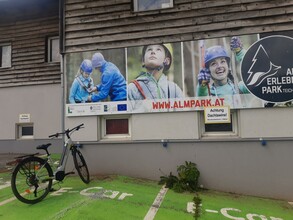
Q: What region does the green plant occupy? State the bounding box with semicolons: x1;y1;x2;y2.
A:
159;162;202;218
177;161;200;192
158;172;178;188
159;161;200;193
193;193;202;220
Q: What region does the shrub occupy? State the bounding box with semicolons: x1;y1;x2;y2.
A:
159;161;200;193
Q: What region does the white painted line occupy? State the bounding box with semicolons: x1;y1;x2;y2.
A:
206;209;219;213
144;185;168;220
0;182;10;190
0;191;28;206
0;196;16;206
187;202;195;213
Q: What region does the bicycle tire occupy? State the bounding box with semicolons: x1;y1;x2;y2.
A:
11;156;53;204
72;149;90;184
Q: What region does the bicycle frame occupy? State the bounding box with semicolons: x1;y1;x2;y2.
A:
27;140;73;183
11;123;89;204
56;137;72;173
46;124;84;181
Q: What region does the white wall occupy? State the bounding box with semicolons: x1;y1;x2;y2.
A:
65;116;99;142
132;112;200;140
239;108;293;138
81;139;293;201
0;84;62;140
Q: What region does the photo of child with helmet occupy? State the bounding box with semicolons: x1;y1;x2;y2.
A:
87;52;127;102
69;59;95;104
196;39;250;107
128;44;183;102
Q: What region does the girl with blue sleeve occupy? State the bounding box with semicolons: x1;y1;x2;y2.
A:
69;59;94;103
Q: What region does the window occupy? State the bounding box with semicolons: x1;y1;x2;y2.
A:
133;0;173;12
0;43;11;68
47;36;60;62
201;111;238;137
17;124;34;139
101;116;130;139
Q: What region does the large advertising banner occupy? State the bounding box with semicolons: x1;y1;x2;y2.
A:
65;32;293;116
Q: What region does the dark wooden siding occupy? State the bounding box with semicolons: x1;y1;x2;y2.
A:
0;0;61;88
0;17;61;88
64;0;293;53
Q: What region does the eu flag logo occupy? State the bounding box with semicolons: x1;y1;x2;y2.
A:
117;104;127;111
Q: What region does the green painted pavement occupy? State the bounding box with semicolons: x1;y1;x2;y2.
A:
0;173;292;220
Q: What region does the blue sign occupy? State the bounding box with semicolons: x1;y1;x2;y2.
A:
117;104;127;111
241;35;293;103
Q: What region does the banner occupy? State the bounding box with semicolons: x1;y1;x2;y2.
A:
65;32;293;116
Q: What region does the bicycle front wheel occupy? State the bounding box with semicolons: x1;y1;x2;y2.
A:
72;149;90;184
11;156;53;204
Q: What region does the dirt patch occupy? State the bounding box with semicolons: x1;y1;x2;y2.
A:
90;174;114;181
0;153;25;173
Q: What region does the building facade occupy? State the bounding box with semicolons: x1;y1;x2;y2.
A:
1;0;293;200
0;0;62;153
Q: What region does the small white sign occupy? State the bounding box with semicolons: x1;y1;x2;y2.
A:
204;106;230;124
19;114;30;123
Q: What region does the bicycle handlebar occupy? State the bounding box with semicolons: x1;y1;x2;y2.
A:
48;124;84;138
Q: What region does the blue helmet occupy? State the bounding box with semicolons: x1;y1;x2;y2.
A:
204;46;230;68
92;52;106;68
80;59;93;74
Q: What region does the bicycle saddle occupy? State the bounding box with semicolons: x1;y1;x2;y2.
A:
36;143;52;150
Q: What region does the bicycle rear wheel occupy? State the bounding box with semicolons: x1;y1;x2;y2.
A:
72;149;90;184
11;156;53;204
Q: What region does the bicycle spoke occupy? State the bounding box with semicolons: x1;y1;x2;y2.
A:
11;157;53;204
73;149;90;184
